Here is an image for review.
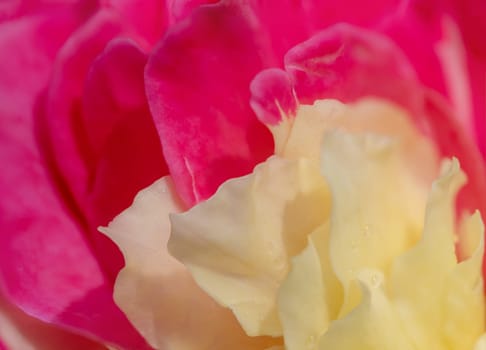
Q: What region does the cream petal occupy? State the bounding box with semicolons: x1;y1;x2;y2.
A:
307;224;343;321
101;177;274;349
272;99;346;161
169;157;330;337
442;212;485;350
475;335;486;350
274;98;438;187
317;270;414;350
389;159;466;349
321;131;427;316
277;235;328;350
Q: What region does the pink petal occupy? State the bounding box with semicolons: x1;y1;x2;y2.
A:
101;0;168;48
38;8;153;283
423;90;486;225
82;38;168;278
0;0;92;23
164;0;219;23
450;0;486;59
250;68;297;125
381;1;447;90
0;8;151;350
449;0;486;158
145;1;275;206
0;290;107;350
40;10;127;218
467;56;486;158
286;24;421;112
380;0;486;157
251;24;423;125
245;0;404;62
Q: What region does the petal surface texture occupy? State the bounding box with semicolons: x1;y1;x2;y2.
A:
102;177;280;349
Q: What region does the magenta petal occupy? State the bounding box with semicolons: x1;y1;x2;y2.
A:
101;0;168;48
423;90;486;236
450;0;486;158
82;39;168;278
467;57;486;157
0;9;151;350
450;0;486;58
165;0;219;23
146;1;274;206
0;291;107;350
285;24;423;114
381;2;449;105
250;68;297;125
41;10;126;214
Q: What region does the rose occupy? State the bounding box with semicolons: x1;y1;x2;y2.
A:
1;1;486;350
0;1;212;349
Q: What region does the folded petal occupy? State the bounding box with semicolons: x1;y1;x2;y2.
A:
82;38;168;279
169;156;330;336
102;177;278;349
286;24;422;114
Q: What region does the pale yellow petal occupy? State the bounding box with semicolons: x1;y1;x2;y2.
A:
169;157;330;337
101;177;275;349
273;98;439;187
308;224;343;321
320;131;427;315
475;334;486;350
442;212;485;350
389;159;465;349
271;99;345;161
277;235;328;350
317;270;414;350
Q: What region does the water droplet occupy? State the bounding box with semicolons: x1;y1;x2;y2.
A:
306;334;316;348
363;224;371;237
370;273;380;288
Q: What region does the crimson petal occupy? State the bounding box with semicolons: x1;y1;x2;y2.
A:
146;0;274;206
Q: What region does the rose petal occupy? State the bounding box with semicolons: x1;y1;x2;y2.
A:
41;9;126;216
169;156;330;337
101;0;168;48
286;24;422;114
317;271;414;349
82;38;168;279
442;212;485;349
0;290;107;350
423;90;486;225
276;235;329;350
102;176;278;349
389;159;469;347
250;24;425;125
145;0;275;206
0;0;91;23
250;68;298;126
0;8;151;350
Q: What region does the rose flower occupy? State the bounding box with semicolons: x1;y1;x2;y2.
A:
1;0;486;349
